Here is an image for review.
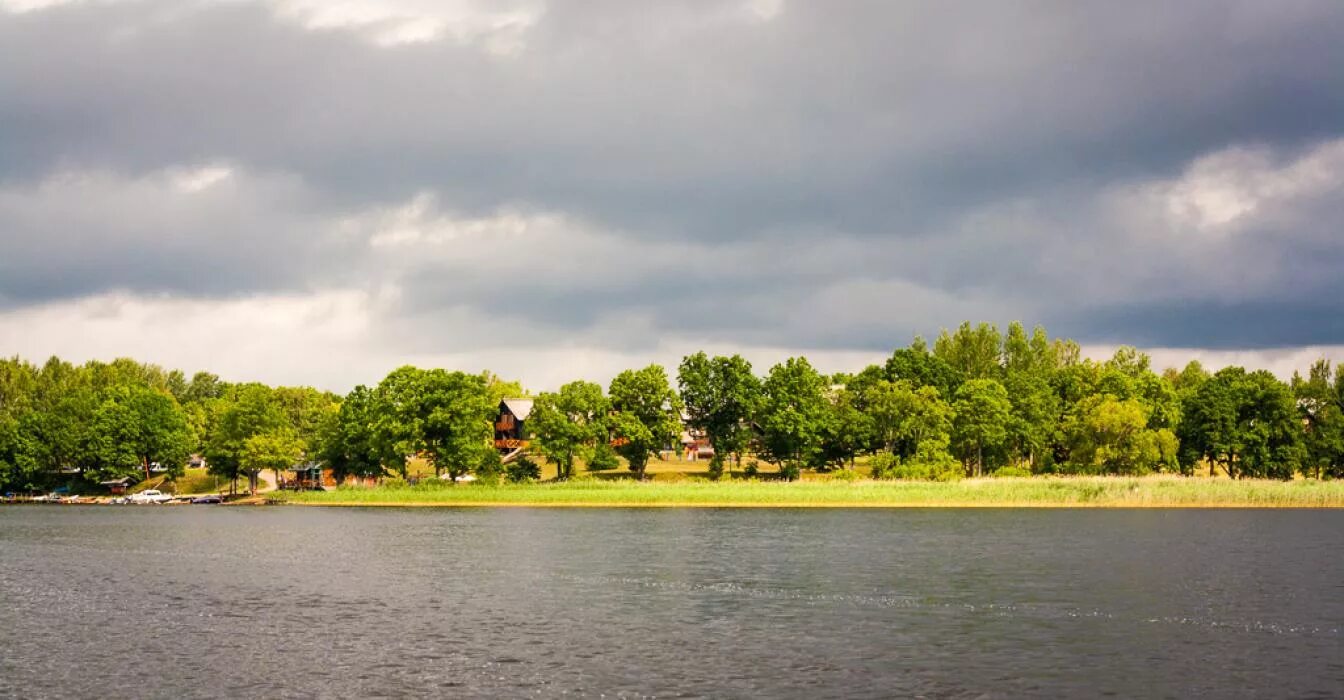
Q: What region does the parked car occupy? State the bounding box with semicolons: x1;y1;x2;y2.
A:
128;489;173;505
191;495;223;504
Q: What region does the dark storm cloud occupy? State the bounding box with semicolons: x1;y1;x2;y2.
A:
1;0;1343;351
1069;300;1344;349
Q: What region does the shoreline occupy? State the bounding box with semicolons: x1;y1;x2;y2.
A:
276;500;1344;509
269;476;1344;509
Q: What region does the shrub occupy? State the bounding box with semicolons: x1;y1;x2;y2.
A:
828;468;861;482
587;444;620;472
505;456;541;484
992;465;1032;478
475;450;503;485
869;453;899;479
870;452;962;481
707;454;726;480
744;460;760;477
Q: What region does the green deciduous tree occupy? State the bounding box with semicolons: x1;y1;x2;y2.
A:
320;385;384;484
205;384;287;494
609;365;682;480
951;378;1012;476
87;384;193;481
677;352;761;478
1003;372;1058;471
934;322;1003;381
758;357;829;480
1063;396;1177;475
530;381;609;480
241;430;305;493
1293;360;1344;479
816;386;872;471
1179;368;1304;479
365;367;494;481
885;340;962;399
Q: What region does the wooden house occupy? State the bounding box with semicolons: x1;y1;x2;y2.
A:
285;462;328;490
99;477;136;495
680;429;714;461
495;398;534;452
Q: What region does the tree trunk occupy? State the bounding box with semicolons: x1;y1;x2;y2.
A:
143;456;150;480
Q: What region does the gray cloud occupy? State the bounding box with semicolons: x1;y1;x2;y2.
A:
1;0;1343;364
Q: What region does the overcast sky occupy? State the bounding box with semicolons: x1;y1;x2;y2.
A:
2;0;1343;391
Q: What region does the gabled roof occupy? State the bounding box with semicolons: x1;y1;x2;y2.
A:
501;398;534;421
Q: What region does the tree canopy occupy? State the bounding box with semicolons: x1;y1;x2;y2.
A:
2;320;1341;493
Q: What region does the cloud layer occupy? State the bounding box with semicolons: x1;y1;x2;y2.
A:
2;1;1343;389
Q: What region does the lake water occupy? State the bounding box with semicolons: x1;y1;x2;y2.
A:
1;507;1341;698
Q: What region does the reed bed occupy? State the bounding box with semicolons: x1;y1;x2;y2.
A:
274;475;1344;508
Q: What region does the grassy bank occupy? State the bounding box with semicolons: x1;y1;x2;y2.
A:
273;475;1344;508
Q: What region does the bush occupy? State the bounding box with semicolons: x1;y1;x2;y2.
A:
744;460;760;477
587;444;619;472
992;465;1032;478
869;453;900;479
476;450;503;485
870;452;962;481
827;468;861;482
707;454;726;480
505;456;541;484
778;462;801;481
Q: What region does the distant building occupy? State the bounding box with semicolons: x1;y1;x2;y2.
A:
495;398;534;452
99;477;136;495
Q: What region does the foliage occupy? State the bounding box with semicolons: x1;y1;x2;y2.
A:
204;383;288;494
757;357;829;480
586;443;620;472
609;365;682;480
869;450;961;481
529;381;609;480
320;385;384;484
1180;368;1305;479
505;455;542;483
677;352;760;474
86;384;193;481
1292;360;1344;479
815;386;872;470
4;320;1342;491
368;367;494;481
1062;396;1177;475
202;381;287;491
934;322;1002;381
951;379;1013;476
884;342;962;399
475;448;503;485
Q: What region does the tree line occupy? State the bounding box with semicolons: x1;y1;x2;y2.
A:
3;322;1343;492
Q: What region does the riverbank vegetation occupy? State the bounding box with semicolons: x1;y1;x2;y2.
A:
4;321;1344;497
274;475;1344;508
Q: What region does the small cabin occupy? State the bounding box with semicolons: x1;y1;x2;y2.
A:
285;462;328;491
495;398;534;452
100;477;136;495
